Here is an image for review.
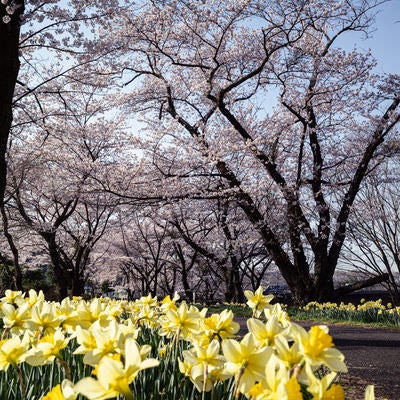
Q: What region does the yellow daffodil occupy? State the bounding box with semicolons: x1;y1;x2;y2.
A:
247;315;284;346
244;287;274;317
137;304;156;327
305;365;345;400
83;298;110;326
26;328;70;366
42;384;64;400
159;302;200;340
263;303;291;327
2;302;31;334
2;290;25;306
138;293;158;308
222;333;273;394
59;298;87;333
160;292;180;312
73;326;97;356
273;334;303;368
365;385;375;400
202;309;240;341
180;339;228;391
75;338;159;400
0;332;30;371
80;319;122;366
247;357;303;400
25;289;45;307
41;380;77;400
25;301;65;335
290;324;348;372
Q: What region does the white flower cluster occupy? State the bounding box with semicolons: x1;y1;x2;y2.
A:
1;0;19;24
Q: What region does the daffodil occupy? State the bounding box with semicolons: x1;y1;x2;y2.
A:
159;302;201;340
75;338;159;400
73;326;97;356
180;339;228;391
42;385;64;400
244;287;274;317
2;290;25;306
25;300;65;335
247;357;303;400
25;328;70;366
247;315;284;346
0;332;30;371
79;319;122;366
160;292;180;312
41;380;77;400
59;297;88;333
290;323;348;372
2;301;31;334
222;333;273;394
202;309;240;341
365;385;375;400
263;303;291;327
25;289;45;307
305;364;345;400
273;334;303;368
138;293;158;308
81;298;110;327
137;304;156;327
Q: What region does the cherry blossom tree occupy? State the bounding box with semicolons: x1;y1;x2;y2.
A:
169;199;269;302
5;82;128;299
1;0;131;292
96;0;400;303
2;0;400;305
1;0;120;205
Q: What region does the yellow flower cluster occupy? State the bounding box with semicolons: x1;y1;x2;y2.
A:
0;289;159;400
0;288;383;400
303;299;400;315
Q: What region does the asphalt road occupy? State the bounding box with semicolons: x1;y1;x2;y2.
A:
327;323;400;400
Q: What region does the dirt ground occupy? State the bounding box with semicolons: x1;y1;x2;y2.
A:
236;318;400;400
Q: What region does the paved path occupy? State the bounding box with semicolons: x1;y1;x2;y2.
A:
326;324;400;400
237;318;400;399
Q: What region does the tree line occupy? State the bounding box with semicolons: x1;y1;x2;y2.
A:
0;0;399;305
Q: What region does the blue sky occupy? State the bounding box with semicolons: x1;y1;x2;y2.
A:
338;0;400;74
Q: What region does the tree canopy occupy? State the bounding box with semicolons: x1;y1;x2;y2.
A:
1;0;399;304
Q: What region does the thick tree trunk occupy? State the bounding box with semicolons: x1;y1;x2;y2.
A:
0;3;24;293
0;2;24;206
71;274;85;296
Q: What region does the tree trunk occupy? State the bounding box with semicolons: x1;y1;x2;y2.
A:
333;273;389;299
0;204;23;290
40;231;69;300
228;256;245;303
0;2;24;206
71;272;85;296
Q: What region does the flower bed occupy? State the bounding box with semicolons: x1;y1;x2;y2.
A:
0;288;382;399
296;299;400;327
